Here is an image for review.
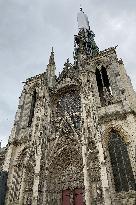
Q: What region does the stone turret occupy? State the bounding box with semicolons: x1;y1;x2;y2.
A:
46;47;56;88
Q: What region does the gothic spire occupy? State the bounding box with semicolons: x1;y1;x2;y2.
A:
47;47;56;87
49;47;55;65
74;9;99;64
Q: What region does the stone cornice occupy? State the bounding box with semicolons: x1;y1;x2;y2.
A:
98;105;136;124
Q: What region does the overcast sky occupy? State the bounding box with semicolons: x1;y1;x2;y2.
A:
0;0;136;147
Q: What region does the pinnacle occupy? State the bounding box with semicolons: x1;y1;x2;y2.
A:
49;47;55;65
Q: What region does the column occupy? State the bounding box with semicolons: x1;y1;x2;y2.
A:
18;169;26;205
32;145;42;205
82;143;92;205
97;140;112;205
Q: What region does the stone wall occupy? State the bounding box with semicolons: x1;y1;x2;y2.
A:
0;147;6;171
2;47;136;205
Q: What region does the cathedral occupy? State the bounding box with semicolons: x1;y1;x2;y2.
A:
0;9;136;205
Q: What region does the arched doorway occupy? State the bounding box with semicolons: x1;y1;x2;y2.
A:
47;144;84;205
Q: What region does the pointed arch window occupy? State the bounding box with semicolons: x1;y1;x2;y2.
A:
108;131;135;192
28;89;37;127
95;68;105;106
95;67;112;106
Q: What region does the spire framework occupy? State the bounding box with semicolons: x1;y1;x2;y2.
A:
74;9;99;64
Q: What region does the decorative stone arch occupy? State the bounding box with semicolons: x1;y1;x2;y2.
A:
102;124;130;146
45;126;84;205
8;147;28;204
14;145;28;165
22;147;36;205
49;143;82;167
45;81;82;204
48;116;81;162
7;144;36;205
46;139;84;205
93;57;110;71
101;124;135;194
52;83;81;102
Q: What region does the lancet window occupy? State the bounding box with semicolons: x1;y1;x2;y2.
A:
108;131;135;192
95;67;112;106
28;89;37;126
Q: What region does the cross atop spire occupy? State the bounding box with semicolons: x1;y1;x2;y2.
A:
80;4;82;11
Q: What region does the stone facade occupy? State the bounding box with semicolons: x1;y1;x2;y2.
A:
0;145;6;171
1;9;136;205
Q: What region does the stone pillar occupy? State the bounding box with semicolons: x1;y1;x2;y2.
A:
42;175;48;205
32;145;42;205
81;103;92;204
32;173;40;205
97;140;112;205
80;72;93;205
42;149;48;205
82;143;92;205
3;145;14;172
18;169;26;205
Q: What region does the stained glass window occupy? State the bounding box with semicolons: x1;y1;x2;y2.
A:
108;131;135;192
56;89;81;130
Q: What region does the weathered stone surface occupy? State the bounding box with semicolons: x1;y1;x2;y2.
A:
1;10;136;205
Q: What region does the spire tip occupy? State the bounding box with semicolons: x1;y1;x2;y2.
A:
51;46;54;53
48;46;55;65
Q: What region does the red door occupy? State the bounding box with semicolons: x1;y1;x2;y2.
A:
74;188;84;205
62;189;70;205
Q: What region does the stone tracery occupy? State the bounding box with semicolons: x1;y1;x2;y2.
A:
1;8;136;205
